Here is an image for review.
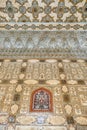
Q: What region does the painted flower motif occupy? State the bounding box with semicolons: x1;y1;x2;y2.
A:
37;116;45;124
8;115;16;123
28;0;43;18
5;0;18;18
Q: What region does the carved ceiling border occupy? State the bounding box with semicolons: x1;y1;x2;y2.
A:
0;22;87;31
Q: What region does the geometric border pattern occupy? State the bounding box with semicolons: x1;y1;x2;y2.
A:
0;23;87;31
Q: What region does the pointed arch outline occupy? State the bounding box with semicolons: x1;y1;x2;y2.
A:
30;87;53;112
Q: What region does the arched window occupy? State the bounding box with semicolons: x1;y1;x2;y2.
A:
30;88;53;112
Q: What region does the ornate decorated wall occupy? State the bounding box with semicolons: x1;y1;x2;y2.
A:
0;59;87;130
0;0;87;130
0;0;87;31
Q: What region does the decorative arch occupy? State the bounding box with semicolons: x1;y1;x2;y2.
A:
30;87;53;112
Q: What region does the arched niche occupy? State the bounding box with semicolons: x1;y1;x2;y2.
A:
30;87;53;112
